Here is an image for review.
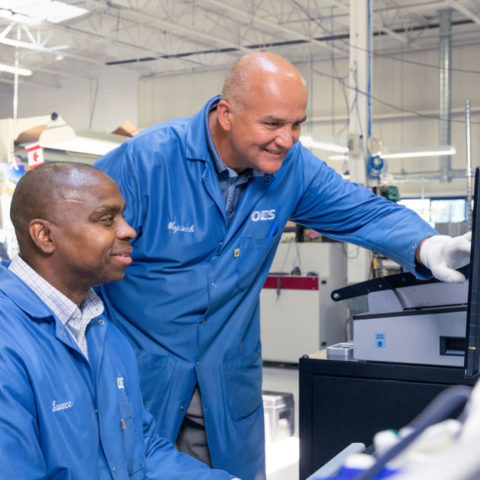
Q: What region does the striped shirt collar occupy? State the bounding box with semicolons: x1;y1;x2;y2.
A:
8;255;103;358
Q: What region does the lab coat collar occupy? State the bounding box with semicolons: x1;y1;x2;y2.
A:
0;264;55;320
0;264;106;357
185;95;220;164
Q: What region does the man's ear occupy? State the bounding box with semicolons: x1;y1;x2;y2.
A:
215;99;234;132
29;219;55;254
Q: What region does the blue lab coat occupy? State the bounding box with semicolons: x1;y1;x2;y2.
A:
95;96;436;480
0;266;235;480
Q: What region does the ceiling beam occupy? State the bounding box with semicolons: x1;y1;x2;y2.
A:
97;0;252;54
445;0;480;27
200;0;347;55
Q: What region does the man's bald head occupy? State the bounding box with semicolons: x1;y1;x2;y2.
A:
11;162;115;254
221;52;306;112
211;52;307;174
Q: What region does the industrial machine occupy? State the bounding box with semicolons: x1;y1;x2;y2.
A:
260;241;348;364
330;270;468;367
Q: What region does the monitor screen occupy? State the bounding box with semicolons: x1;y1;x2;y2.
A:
465;167;480;377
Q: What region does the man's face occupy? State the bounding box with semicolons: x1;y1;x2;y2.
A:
51;178;136;290
225;78;307;174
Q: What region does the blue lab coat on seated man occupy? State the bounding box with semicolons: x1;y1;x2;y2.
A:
0;266;237;480
95;53;469;480
0;162;237;480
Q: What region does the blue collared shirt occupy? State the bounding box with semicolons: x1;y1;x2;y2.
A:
205;97;262;224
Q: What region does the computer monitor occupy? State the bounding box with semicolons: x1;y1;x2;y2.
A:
465;167;480;377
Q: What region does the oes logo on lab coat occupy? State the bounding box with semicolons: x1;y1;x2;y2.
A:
251;209;276;221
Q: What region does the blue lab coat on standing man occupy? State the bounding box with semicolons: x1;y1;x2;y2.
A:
95;53;468;480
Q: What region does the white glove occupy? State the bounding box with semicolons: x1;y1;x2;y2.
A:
419;232;471;282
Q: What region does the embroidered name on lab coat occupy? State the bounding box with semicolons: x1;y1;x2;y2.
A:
52;400;73;412
168;221;195;234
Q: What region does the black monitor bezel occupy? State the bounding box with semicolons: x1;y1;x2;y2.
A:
465;167;480;377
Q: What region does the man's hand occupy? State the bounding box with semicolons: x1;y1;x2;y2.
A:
418;232;471;282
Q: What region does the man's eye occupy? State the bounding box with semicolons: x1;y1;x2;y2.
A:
265;122;280;128
101;216;114;224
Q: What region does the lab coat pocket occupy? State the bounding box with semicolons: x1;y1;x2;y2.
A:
118;391;144;476
236;232;281;290
135;351;176;416
223;350;262;420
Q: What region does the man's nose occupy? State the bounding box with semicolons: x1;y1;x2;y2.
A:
117;218;136;240
275;125;294;149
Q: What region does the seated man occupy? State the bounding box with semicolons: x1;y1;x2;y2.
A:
0;162;238;480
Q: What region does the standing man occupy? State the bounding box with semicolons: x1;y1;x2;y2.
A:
96;52;470;480
0;162;238;480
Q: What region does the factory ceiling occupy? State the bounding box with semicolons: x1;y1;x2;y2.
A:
1;0;480;87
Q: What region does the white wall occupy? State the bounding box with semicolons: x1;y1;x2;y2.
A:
0;67;140;133
138;42;480;197
138;67;225;128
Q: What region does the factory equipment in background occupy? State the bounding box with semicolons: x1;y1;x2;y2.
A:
330;270;468;367
0;113;135;167
260;240;348;364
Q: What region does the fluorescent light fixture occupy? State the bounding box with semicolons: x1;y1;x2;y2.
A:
329;154;348;161
0;63;32;76
379;145;456;159
329;145;456;162
0;9;40;25
39;125;125;156
300;135;348;154
2;0;88;24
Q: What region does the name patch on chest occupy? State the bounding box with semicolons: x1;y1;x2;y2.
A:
52;400;73;413
168;221;195;234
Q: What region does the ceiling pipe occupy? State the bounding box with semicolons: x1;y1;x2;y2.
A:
465;99;473;228
439;8;452;182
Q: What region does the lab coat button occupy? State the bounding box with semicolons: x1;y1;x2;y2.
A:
196;361;200;366
211;282;216;287
180;405;185;411
112;467;116;473
98;319;105;325
265;176;271;182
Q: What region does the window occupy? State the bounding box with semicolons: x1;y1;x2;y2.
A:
398;197;469;226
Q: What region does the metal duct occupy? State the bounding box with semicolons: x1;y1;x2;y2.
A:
439;8;452;182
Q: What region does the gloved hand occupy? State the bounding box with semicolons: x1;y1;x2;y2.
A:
419;232;471;282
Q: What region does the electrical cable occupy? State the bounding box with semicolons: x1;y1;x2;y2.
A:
290;0;480;76
289;1;480;128
311;67;480;126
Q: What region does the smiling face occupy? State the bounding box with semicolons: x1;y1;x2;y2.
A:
213;53;308;174
49;176;136;295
